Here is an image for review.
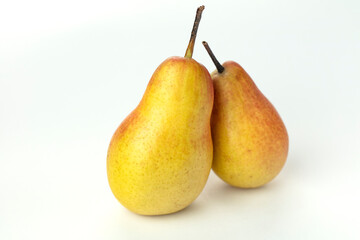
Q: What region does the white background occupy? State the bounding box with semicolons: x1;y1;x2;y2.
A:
1;0;359;239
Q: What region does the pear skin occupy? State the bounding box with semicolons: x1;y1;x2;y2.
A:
210;61;289;188
107;6;214;215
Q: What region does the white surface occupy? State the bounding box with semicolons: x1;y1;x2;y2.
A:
1;0;360;239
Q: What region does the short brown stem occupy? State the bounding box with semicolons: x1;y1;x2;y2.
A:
202;41;224;73
184;6;205;58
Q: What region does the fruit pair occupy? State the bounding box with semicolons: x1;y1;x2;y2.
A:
107;6;288;216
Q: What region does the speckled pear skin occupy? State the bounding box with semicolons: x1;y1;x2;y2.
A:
107;57;214;215
211;61;289;188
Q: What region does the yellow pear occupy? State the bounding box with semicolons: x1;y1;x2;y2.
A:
202;42;289;188
107;6;213;215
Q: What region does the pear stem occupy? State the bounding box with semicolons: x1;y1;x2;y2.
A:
202;41;225;73
184;6;205;58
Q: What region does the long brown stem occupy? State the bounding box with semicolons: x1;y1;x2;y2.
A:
202;41;224;73
184;6;205;58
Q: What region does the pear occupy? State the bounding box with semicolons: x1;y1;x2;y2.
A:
107;6;213;215
202;41;289;188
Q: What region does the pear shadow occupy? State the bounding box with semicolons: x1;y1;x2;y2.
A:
105;201;206;240
204;173;283;207
108;199;206;239
204;149;304;203
104;178;287;239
